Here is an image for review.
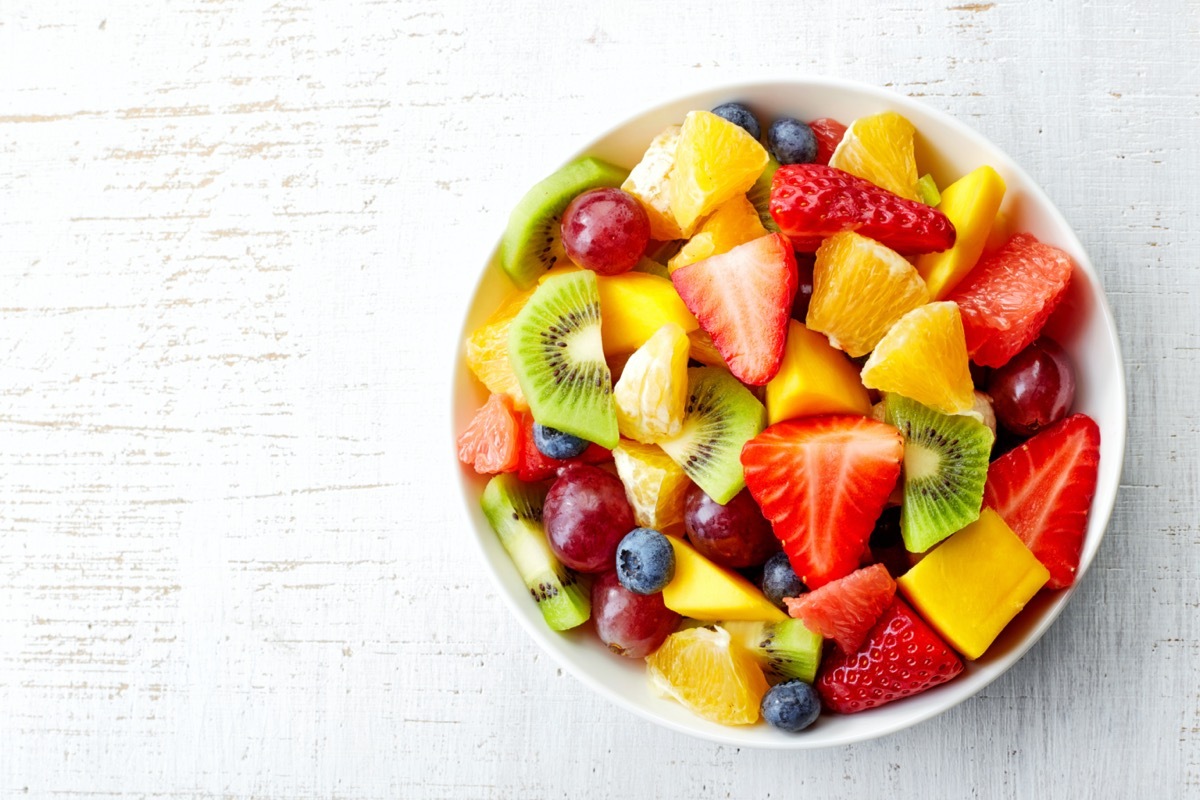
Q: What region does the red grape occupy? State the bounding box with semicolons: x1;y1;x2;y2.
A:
561;188;649;275
683;485;778;568
988;337;1076;436
592;570;680;658
543;464;635;573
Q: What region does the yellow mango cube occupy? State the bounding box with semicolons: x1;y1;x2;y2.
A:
766;320;871;425
662;536;787;622
897;508;1049;660
916;166;1007;300
539;268;698;355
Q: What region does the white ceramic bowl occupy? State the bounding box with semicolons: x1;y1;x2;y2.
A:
449;78;1126;748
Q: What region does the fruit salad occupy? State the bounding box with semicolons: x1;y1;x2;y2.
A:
458;101;1101;732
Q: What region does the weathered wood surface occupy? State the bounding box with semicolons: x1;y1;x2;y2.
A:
0;0;1196;797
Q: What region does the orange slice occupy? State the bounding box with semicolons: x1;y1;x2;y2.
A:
613;323;690;443
829;111;920;201
668;195;766;273
612;441;691;533
861;301;975;414
645;625;769;725
464;288;535;409
805;231;930;358
669;111;769;234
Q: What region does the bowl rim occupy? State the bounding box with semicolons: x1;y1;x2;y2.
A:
446;76;1127;749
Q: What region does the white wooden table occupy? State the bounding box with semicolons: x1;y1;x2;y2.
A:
1;1;1196;797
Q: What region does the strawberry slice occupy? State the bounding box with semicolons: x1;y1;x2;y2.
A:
516;412;611;482
983;414;1100;589
769;164;956;254
741;416;903;588
817;597;964;714
671;232;797;386
807;118;847;166
785;563;896;653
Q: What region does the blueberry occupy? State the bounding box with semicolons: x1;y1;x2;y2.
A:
761;679;821;732
762;552;805;608
711;102;761;141
532;423;589;460
615;528;675;595
768;117;818;165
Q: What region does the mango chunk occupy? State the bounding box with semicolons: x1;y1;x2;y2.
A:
766;320;871;425
539;268;699;355
915;166;1006;300
662;536;787;622
896;508;1049;660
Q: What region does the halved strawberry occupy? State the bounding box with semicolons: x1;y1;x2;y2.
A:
785;563;896;653
517;412;611;481
983;413;1100;589
457;393;521;474
769;164;956;254
817;597;963;714
741;416;903;588
670;232;797;386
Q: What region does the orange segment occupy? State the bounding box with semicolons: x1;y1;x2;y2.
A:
669;111;770;234
613;323;690;443
861;301;975;414
829;111;920;201
805;231;930;357
667;195;767;273
612;441;691;534
464;288;535;409
622;125;685;241
645;625;769;725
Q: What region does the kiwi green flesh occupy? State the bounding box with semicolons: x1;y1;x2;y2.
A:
481;474;590;631
508;271;618;449
499;157;628;289
723;619;822;684
658;367;767;505
747;158;781;234
884;394;994;553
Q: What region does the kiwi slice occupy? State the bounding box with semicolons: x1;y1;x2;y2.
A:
746;157;781;234
884;393;994;553
499;157;628;288
508;270;618;448
481;474;590;631
658;367;766;504
724;619;822;684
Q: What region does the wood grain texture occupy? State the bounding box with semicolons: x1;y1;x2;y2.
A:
0;0;1196;797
